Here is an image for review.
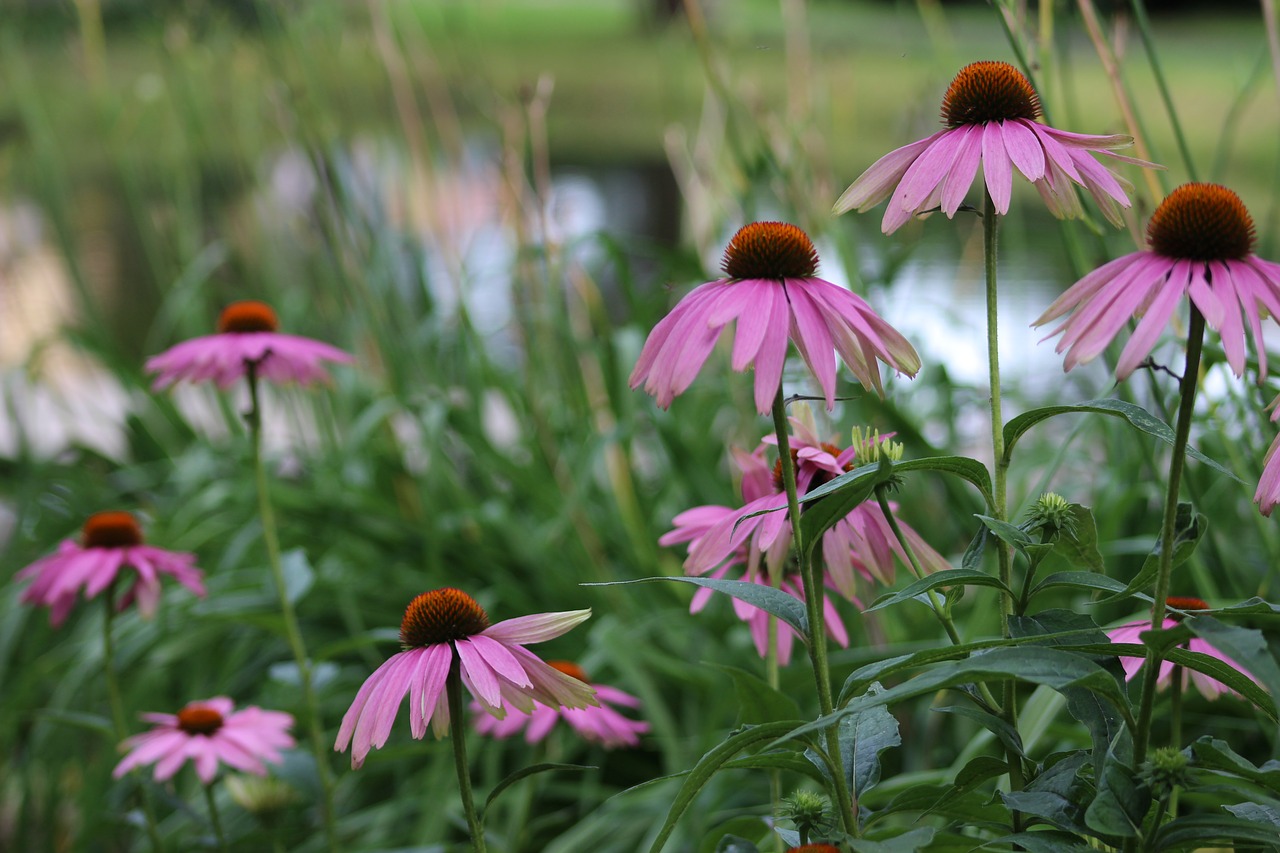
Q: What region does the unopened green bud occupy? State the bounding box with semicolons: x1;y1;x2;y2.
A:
851;426;903;463
780;789;835;839
224;774;299;826
1025;492;1076;538
1140;747;1192;801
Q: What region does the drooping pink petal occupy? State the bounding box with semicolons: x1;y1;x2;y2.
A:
982;122;1014;213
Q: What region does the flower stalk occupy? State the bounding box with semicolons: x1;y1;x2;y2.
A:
246;367;340;853
982;190;1027;820
1133;308;1206;767
204;783;229;853
447;662;488;852
771;390;857;834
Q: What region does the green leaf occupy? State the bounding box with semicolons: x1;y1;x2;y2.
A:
1032;571;1129;598
1003;752;1094;836
1098;503;1206;604
1083;733;1148;838
798;455;994;550
962;525;988;570
789;647;1133;748
1065;642;1277;722
1190;737;1280;793
796;455;895;553
954;755;1012;791
1224;801;1280;827
975;831;1098;852
645;721;807;853
1001;399;1242;482
32;708;114;738
839;627;1118;705
844;684;901;796
1054;504;1105;574
1155;814;1280;849
1010;611;1126;776
866;783;1011;828
849;827;937;852
709;664;801;724
1186;615;1280;719
584;577;807;637
975;514;1036;558
866;568;1013;613
483;763;595;812
935;706;1025;760
721;752;828;785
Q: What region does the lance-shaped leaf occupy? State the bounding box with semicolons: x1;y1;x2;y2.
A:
1098;503;1206;604
584;577;807;637
866;568;1013;613
1001;398;1241;482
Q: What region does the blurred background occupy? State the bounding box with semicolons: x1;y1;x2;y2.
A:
1;0;1278;850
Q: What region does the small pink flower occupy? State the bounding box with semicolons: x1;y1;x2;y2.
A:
1106;597;1254;700
16;511;205;627
629;222;919;415
335;589;596;769
472;661;650;749
146;300;352;390
835;61;1157;233
113;697;295;784
1036;183;1280;380
662;410;949;599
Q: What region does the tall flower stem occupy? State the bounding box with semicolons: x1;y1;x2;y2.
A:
1132;308;1205;768
203;784;229;853
103;594;165;853
771;390;856;834
982;191;1026;814
245;369;340;853
447;663;487;852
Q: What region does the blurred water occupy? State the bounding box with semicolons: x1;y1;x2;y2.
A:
0;141;1107;459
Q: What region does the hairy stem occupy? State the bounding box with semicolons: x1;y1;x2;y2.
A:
982;191;1026;820
448;663;487;852
1133;308;1205;767
771;390;857;835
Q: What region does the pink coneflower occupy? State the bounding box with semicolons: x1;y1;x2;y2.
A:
1256;402;1280;516
836;60;1155;233
145;300;353;390
335;589;597;769
629;222;920;414
1036;183;1280;380
472;661;650;749
16;511;205;627
113;697;295;784
661;412;949;600
1106;596;1253;700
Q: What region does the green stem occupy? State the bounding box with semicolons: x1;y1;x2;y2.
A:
1132;309;1204;768
204;784;229;853
447;662;487;852
246;368;340;853
103;594;165;853
874;487;960;645
1169;663;1183;819
982;191;1026;820
1128;0;1199;181
770;390;857;835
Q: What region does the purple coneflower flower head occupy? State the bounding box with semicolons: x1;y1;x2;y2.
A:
334;588;596;769
113;697;295;784
1035;183;1280;380
1106;596;1253;700
661;410;949;600
628;221;920;414
836;60;1157;233
145;300;353;390
16;511;205;627
472;661;650;749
